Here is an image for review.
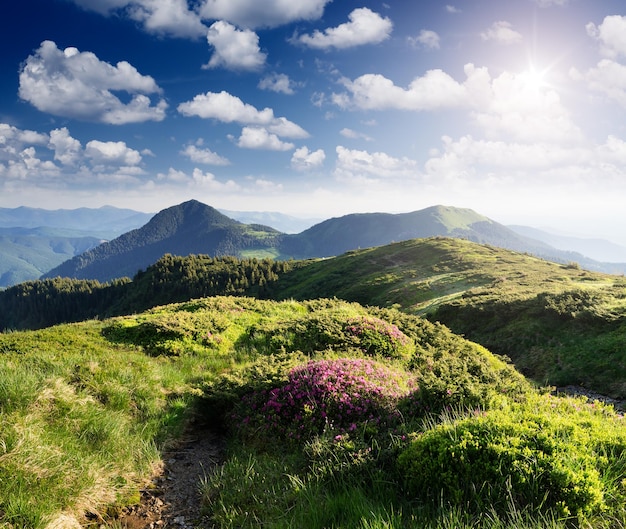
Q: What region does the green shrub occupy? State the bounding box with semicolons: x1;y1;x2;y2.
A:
397;396;626;520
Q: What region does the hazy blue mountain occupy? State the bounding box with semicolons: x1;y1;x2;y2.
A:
509;225;626;263
44;202;626;283
0;227;102;287
219;209;321;234
0;205;152;239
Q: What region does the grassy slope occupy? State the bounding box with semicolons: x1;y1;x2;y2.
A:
2;296;624;529
0;295;529;528
267;237;626;398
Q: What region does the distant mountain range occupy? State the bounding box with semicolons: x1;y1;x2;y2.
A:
41;200;626;283
2;199;626;287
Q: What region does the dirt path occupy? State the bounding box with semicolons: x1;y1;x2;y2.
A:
114;428;223;529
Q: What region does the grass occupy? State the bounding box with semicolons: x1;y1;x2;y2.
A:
266;238;626;398
1;294;625;528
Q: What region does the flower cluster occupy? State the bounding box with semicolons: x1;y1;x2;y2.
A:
202;331;223;346
343;316;412;358
238;358;416;442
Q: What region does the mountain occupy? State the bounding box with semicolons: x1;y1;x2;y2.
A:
509;225;626;264
279;205;610;270
219;208;321;233
0;227;103;288
42;202;626;284
0;205;152;239
42;200;283;282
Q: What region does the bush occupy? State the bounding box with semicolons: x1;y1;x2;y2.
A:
235;357;416;443
397;398;625;520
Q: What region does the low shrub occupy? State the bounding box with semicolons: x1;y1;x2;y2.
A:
235;357;416;443
397;396;626;520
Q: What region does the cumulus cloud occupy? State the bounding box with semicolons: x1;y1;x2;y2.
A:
291;146;325;170
334;145;418;183
446;5;461;14
49;128;82;166
334;63;579;143
157;167;241;191
293;8;392;49
333;68;468;111
19;41;167;124
0;123;48;155
177;90;308;138
85;140;143;166
480;21;522;45
204;21;266;71
235;127;294;150
586;15;626;58
466;65;581;143
571;59;626;108
258;73;299;95
408;30;440;49
180;144;230;165
69;0;205;37
198;0;330;29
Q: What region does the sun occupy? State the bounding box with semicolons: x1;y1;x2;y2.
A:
520;65;549;92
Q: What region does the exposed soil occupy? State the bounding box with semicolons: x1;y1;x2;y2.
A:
112;426;223;529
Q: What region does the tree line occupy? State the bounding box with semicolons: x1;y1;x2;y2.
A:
0;254;304;331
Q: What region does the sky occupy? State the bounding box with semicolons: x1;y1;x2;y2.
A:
2;1;626;243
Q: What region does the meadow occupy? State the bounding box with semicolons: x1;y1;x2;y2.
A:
1;295;625;529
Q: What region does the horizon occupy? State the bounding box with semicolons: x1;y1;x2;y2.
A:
2;1;626;244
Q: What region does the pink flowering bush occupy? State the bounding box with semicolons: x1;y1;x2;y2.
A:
237;357;416;443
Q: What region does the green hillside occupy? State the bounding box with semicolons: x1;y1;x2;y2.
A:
268;237;626;400
1;296;625;529
3;237;626;400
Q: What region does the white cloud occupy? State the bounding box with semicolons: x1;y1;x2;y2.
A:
293;8;392;50
198;0;330;29
334;69;468;111
180;145;230;165
0;123;48;154
177;91;309;138
236;127;294;151
586;15;626;59
340;128;373;141
291;146;325;170
157;167;240;191
572;59;626;108
204;21;266;71
446;5;461;14
128;0;207;37
70;0;205;37
408;30;440;50
49;128;82;166
334;145;418;183
19;41;167;124
480;21;522;45
470;68;581;143
259;73;299;95
85;140;142;166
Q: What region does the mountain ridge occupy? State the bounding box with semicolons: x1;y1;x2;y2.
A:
43;200;626;283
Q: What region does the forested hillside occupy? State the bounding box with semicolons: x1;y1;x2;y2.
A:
42;200;283;281
2;237;626;401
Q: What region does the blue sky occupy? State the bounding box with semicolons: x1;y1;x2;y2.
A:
2;1;626;243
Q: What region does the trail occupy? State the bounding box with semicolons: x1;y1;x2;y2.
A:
114;428;222;529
